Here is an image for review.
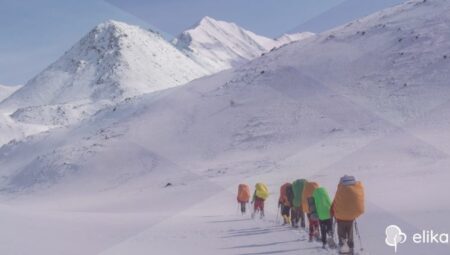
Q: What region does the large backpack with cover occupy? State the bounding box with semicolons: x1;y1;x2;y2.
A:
255;183;269;200
279;183;291;206
292;179;306;208
302;181;319;213
312;187;332;221
333;177;365;221
237;184;251;203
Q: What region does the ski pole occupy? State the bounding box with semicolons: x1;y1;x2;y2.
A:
355;220;365;252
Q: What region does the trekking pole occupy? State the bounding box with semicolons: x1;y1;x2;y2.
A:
332;218;338;247
236;203;240;215
355;220;365;253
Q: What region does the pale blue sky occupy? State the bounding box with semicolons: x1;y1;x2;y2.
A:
105;0;347;38
0;0;403;85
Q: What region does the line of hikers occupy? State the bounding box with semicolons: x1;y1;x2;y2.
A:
236;175;365;255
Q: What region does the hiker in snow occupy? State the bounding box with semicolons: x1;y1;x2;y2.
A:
252;183;269;219
278;183;292;225
313;187;336;249
286;182;295;226
303;181;320;242
331;175;365;254
291;179;306;228
237;184;251;215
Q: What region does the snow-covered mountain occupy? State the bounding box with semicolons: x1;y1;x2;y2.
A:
173;16;314;73
0;20;207;112
0;20;209;129
1;1;450;254
0;18;313;142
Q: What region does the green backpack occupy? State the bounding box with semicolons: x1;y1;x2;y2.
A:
312;187;332;221
292;179;306;208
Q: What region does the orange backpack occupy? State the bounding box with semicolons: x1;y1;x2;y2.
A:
302;181;319;213
333;181;365;221
237;184;251;203
279;183;291;206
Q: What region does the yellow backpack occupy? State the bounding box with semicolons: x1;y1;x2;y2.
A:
255;183;269;200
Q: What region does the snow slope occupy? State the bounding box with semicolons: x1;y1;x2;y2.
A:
0;84;48;145
173;16;314;73
0;20;207;111
1;0;450;254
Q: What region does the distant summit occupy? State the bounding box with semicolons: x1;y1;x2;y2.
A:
173;16;314;73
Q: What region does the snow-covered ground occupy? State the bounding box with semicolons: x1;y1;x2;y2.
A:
1;0;450;254
0;84;50;145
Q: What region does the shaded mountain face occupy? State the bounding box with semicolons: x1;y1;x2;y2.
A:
0;20;207;111
173;16;314;73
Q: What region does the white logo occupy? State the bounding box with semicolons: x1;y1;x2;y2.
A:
385;225;407;253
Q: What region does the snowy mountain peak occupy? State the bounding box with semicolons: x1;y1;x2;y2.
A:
0;20;207;111
173;16;275;73
92;19;162;41
94;19;128;31
197;16;221;26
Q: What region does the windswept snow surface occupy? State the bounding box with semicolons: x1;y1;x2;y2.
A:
174;16;314;73
1;0;450;254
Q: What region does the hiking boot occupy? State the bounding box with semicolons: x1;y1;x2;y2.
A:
339;244;351;254
327;237;337;249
